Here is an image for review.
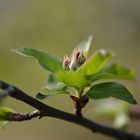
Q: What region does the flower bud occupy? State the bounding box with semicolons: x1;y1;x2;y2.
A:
69;48;86;70
63;54;71;70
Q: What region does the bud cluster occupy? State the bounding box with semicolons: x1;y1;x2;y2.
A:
63;48;86;70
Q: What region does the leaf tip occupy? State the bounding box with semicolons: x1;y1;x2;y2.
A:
98;49;114;59
88;35;94;42
11;48;18;53
11;47;26;56
35;93;50;100
132;99;137;104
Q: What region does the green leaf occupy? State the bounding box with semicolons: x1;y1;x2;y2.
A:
77;35;93;57
56;71;87;88
47;73;57;84
46;83;68;93
78;49;113;76
0;107;15;128
36;93;51;100
87;82;137;104
36;82;69;100
0;107;14;125
50;82;67;91
12;48;63;72
90;63;136;82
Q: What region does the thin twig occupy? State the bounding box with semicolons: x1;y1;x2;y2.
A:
129;109;140;120
9;110;40;121
0;80;140;140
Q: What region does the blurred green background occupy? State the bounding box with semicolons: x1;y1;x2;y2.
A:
0;0;140;140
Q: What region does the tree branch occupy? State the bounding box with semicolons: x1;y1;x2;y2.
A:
9;110;40;121
0;80;140;140
129;109;140;120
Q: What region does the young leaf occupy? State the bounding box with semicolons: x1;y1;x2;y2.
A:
90;63;136;82
78;49;113;76
36;93;51;100
87;82;137;104
36;82;69;100
56;71;87;88
47;82;68;91
47;73;57;84
77;35;93;57
0;107;14;122
12;48;63;72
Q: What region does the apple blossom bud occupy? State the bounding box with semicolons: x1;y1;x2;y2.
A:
63;54;71;70
69;48;86;70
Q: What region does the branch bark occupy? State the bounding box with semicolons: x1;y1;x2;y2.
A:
9;110;40;121
0;80;140;140
129;109;140;120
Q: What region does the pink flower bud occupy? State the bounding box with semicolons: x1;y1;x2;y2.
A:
69;48;86;70
73;48;81;61
63;54;71;70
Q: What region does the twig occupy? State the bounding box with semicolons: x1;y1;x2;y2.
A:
74;102;83;118
9;110;40;121
0;80;140;140
129;109;140;120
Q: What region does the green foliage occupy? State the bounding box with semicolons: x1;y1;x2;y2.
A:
12;36;137;105
36;93;51;100
36;82;68;100
0;107;14;126
0;107;14;121
78;49;113;76
12;48;63;72
56;71;87;88
47;73;57;84
77;35;93;58
47;82;68;91
87;82;137;104
90;63;136;82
